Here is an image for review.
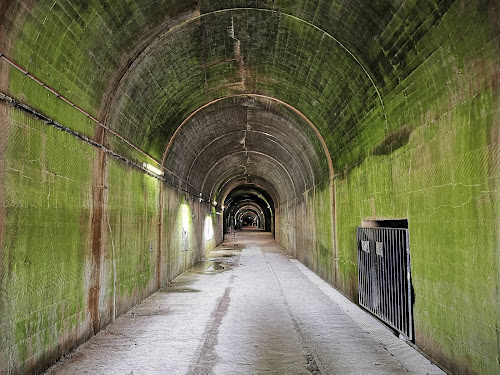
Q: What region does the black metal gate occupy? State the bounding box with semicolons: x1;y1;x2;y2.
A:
356;227;413;340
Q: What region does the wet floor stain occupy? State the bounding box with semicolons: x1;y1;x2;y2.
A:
130;308;171;317
165;287;201;293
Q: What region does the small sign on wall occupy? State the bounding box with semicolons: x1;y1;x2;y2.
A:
361;240;370;253
182;229;188;252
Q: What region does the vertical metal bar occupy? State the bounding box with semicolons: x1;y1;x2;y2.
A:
364;230;368;309
395;229;404;331
386;229;391;323
372;229;380;316
366;228;370;310
391;231;398;327
392;231;400;328
367;228;372;312
379;229;384;320
361;230;366;309
377;229;382;317
368;228;372;312
402;230;408;335
357;229;362;306
378;228;383;319
398;229;402;331
402;230;406;332
402;230;407;334
374;228;378;316
399;229;405;333
385;229;390;325
393;229;398;331
399;230;405;334
389;229;395;329
361;229;366;309
406;229;413;340
365;228;370;310
363;229;368;310
380;230;387;321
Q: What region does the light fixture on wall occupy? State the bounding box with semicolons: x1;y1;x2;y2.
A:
212;200;217;207
142;162;164;176
199;192;204;203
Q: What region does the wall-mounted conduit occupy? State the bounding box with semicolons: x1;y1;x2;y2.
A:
0;91;218;205
0;53;213;202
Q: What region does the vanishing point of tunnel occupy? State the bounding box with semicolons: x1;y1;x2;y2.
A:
0;1;499;374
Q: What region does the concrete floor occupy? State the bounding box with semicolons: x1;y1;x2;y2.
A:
46;229;444;374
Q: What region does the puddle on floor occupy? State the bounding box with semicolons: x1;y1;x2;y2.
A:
159;247;241;294
184;247;241;274
188;257;234;274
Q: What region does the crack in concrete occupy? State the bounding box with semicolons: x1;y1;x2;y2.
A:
189;277;234;374
262;252;325;374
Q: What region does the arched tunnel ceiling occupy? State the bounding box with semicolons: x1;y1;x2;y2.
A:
224;185;274;210
105;6;380;169
163;96;328;202
2;0;491;203
218;177;281;208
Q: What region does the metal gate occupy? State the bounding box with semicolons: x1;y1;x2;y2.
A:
357;227;413;340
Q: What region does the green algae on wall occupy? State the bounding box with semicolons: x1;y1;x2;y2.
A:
0;100;225;373
0;104;93;373
8;0;199;126
1;0;498;373
106;158;160;316
313;182;334;283
333;1;500;372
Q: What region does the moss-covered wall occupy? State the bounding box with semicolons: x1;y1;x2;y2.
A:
332;2;500;373
275;1;499;373
0;101;222;373
0;101;93;373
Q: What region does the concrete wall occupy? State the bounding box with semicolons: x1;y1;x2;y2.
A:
276;180;334;285
275;1;500;373
0;101;222;374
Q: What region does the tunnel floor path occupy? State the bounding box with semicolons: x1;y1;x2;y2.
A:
46;229;444;374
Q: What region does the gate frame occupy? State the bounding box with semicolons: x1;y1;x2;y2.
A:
356;226;414;341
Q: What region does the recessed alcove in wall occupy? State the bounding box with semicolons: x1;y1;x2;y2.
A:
361;219;408;229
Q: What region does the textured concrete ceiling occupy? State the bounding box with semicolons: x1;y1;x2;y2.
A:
163;96;328;202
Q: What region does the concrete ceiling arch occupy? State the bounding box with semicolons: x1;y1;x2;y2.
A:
163;96;330;204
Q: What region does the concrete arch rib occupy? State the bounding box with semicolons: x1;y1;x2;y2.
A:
163;94;334;183
207;167;286;205
185;129;311;193
198;151;297;200
236;205;264;218
215;175;281;208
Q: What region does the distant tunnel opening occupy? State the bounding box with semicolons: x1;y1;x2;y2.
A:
223;184;275;235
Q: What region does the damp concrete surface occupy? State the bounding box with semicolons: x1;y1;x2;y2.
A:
45;229;444;374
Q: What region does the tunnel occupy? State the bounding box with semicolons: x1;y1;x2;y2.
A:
0;0;499;374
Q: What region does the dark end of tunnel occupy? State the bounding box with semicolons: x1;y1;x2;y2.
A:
222;184;275;236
